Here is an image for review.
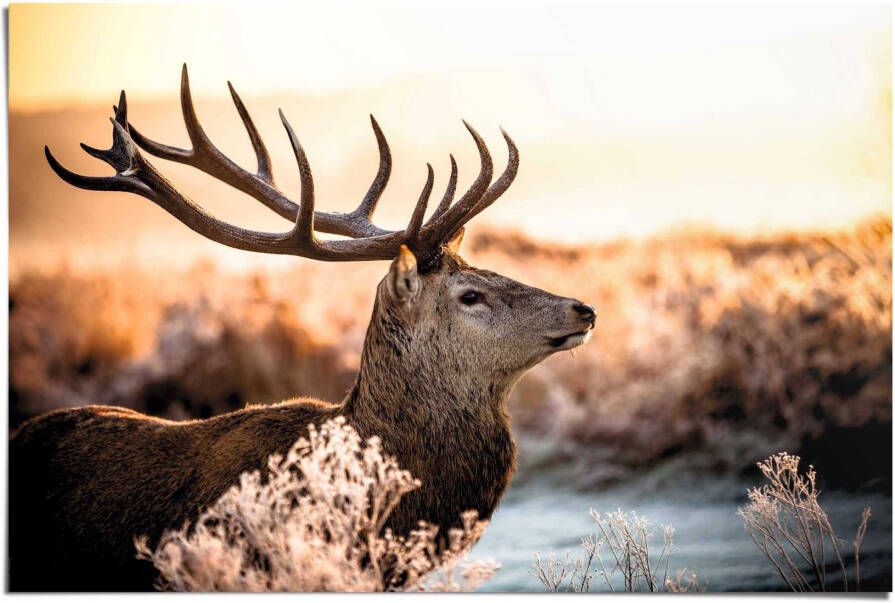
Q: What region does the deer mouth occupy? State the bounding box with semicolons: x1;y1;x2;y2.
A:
547;330;592;350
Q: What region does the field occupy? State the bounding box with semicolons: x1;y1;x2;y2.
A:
8;2;892;591
11;218;891;490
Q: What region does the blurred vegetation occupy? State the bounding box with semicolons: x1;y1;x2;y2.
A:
9;218;891;489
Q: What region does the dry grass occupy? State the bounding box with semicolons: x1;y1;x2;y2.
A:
9;218;892;482
484;218;892;483
531;509;701;592
9;261;362;425
738;452;872;592
135;417;497;592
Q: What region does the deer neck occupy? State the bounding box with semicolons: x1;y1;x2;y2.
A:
342;300;517;443
337;303;518;532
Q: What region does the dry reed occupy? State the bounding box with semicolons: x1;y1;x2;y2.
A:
738;452;872;592
531;509;700;592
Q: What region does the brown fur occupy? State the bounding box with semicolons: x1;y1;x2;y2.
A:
9;247;595;591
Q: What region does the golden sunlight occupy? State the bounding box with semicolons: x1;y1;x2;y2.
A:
8;2;891;268
8;6;893;593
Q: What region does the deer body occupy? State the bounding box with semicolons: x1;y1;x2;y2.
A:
12;67;596;592
10;392;512;591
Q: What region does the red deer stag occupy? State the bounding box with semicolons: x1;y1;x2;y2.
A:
11;66;596;591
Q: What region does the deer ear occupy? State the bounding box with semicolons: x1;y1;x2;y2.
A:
386;245;420;304
446;228;465;254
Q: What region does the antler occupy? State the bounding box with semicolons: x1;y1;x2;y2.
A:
45;65;518;264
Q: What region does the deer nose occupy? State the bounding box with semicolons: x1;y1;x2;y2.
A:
572;302;596;325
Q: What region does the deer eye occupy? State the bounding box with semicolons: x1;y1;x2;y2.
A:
459;290;483;305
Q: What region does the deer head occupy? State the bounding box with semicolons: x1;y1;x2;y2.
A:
45;64;596;417
358;237;595;412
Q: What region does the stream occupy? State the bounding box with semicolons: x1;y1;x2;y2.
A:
469;443;892;592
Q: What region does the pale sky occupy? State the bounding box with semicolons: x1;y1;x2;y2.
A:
10;2;889;115
8;2;892;254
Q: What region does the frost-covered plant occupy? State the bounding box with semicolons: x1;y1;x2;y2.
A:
531;509;699;592
738;452;871;592
665;569;705;592
135;417;496;592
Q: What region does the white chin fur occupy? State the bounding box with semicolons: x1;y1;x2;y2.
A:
555;330;591;351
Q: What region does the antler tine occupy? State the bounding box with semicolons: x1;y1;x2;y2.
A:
227;81;274;184
79;92;129;165
278;109;317;248
461;128;519;227
405;163;434;245
78;141;115;164
431;154;458;220
178;63;215;153
125;121;192;162
419;121;492;244
45;144;151;197
349;115;392;222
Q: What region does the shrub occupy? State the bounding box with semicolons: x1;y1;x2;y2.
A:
135;417;497;592
531;509;701;592
738;452;872;591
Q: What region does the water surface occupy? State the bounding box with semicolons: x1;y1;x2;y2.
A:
470;448;892;592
